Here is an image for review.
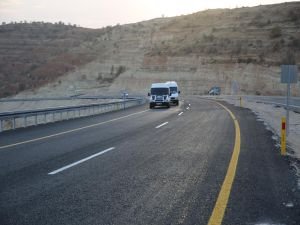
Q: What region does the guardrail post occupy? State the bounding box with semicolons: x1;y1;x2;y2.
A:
12;118;16;129
23;116;27;128
35;115;38;126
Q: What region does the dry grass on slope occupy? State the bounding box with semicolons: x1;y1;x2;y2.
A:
149;2;300;65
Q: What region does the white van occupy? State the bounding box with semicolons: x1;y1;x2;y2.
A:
148;83;171;109
165;81;180;106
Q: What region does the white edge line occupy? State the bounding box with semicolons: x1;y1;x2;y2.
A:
155;122;169;129
0;110;149;150
48;147;115;175
178;112;183;116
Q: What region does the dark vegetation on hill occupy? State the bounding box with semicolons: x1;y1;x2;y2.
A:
0;22;103;97
149;3;300;64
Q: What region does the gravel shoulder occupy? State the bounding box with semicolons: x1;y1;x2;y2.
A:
215;96;300;160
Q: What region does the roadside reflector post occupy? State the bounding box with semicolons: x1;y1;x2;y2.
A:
239;96;242;107
281;117;286;156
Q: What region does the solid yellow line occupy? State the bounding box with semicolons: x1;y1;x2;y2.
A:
207;101;241;225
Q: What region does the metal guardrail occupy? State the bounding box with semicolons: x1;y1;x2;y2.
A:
210;95;300;113
0;96;142;102
0;98;145;132
247;99;300;113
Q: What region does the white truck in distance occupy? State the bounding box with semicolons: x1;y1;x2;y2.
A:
166;81;180;106
148;83;171;109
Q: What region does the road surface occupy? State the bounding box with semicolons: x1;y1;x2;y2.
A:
0;96;299;225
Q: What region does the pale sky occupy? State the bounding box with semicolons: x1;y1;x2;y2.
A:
0;0;298;28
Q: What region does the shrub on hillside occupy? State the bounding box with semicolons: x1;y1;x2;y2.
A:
269;26;282;39
116;66;126;76
18;83;26;92
281;50;296;64
288;37;300;49
289;10;300;22
272;41;281;52
202;33;215;42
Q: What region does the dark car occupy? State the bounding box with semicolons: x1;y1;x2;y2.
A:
208;87;221;95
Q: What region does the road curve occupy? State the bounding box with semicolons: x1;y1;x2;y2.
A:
0;97;299;225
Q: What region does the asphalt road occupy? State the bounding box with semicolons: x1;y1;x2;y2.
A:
0;97;299;225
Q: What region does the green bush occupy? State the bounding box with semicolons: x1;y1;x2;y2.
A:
269;26;282;39
116;66;126;76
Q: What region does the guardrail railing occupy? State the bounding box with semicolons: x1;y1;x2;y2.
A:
0;98;145;132
246;99;300;113
0;96;143;102
207;95;300;113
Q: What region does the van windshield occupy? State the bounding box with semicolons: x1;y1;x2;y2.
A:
170;87;177;93
151;88;169;95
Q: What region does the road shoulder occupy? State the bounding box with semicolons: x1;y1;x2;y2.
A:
220;101;300;225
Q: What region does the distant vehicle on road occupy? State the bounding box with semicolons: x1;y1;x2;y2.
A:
148;83;171;109
208;87;221;95
166;81;180;106
121;92;128;99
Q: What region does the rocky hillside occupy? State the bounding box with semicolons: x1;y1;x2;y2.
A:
1;2;300;98
0;22;103;97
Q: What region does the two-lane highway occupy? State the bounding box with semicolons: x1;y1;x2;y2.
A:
0;97;299;225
